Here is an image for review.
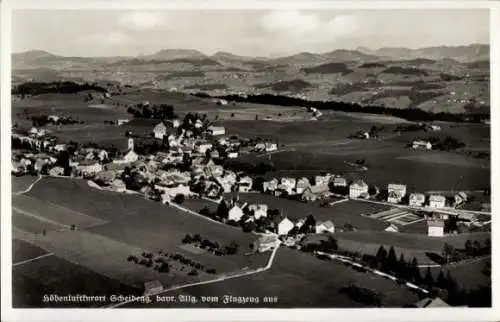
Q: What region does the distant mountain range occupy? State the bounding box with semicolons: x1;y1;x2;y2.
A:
13;44;489;70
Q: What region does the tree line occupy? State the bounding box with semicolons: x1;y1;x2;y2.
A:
191;92;488;123
12;81;107;96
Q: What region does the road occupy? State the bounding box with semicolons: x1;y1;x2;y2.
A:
13;175;42;196
109;244;281;308
353;197;492;216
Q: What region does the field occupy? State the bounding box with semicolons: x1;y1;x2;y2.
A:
12;176;269;307
12;175;39;194
127;247;420;308
224;192;390;231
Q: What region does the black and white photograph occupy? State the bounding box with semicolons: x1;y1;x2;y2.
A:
1;1;498;321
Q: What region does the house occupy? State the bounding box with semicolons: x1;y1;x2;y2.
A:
385;223;399;233
34;159;48;172
238;176;253;192
429;125;442;132
196;143;213;154
144;280;164;296
53;144;67;152
388;184;406;199
254;142;266;151
263;178;279;192
412;140;432;150
110;179;126;192
315;220;335;234
454;192;468;207
277;217;295;235
248;204;268;220
194;119;203;129
207;126;226;136
333;177;347;187
48;166;64;176
387;191;401;204
264;142;278;152
209;150;220;159
349;180;368;198
153;122;167;139
429;195;446;208
97;150;109;161
113;138;138;164
253;234;280;253
280;177;296;190
76;161;103;176
47;115;60;123
314;174;331;187
228;204;245;222
428;220;445;237
117;119;130;126
295;177;310;194
275;184;294;197
412;297;449;308
295;218;306;229
167;119;180;128
408;193;425;207
155;183;191;198
301;185;329;202
227;151;239;159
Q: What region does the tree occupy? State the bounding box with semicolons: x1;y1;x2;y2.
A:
173;194;185;204
442;243;453;264
437;270;446;289
464;239;473;256
385;246;398;273
411;257;421;284
216;200;229;219
396;253;406;277
423;267;434;289
375;246;387;269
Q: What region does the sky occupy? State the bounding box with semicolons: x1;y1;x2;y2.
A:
12;9;490;57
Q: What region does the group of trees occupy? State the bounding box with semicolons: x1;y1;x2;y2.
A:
191;92;489;123
31;115;84;127
427;136;466;151
127;252;170;273
12;81;107;96
181;234;239;256
442;238;491;264
127;103;176;120
164;251;217;275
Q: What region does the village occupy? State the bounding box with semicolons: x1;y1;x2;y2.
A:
11;106;489;254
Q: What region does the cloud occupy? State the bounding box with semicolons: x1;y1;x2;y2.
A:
88;32;129;45
118;11;167;30
324;15;360;37
260;10;321;34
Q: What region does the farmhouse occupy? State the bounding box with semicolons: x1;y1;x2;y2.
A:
53;144;67;152
47;115;60;123
315;220;335;234
194;119;203;129
429;195;446;208
387;191;401;204
144;280;164;296
207;126;226;136
227;151;239;159
253;234;280;253
409;193;426;207
228;204;246;222
349;180;368;198
275;184;294;197
277;217;295;235
196;142;213;154
333;177;347;187
113;138;139;164
429;125;442;132
167;119;180;128
248;204;268;220
117;119;130;126
412;140;432;150
427;220;445;237
385;223;399;233
263;179;279;192
153;122;168;139
48;166;64;176
155;183;191;198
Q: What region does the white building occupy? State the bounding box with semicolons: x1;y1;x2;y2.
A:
248;204;268;220
333;177;347;187
314;174;332;187
349;180;369;198
264;142;278;152
144;280;164;296
117;119;130;126
409;193;426;207
429;195;446;208
387;184;407;203
53;144;67;152
228;204;245;222
196;143;213;154
76;161;103;176
280;177;296;190
454;192;468;207
227;152;239;159
428;220;445;237
263;179;279;192
153;122;167;139
295;177;311;194
412;140;432;150
315;220;335;234
238;176;253;192
277;217;295;235
207;126;226;136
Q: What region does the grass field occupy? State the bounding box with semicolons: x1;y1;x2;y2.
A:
128;247;420;308
12;239;49;263
225;193;389;231
12;175;39;194
13;253;141;308
15;176;268;294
